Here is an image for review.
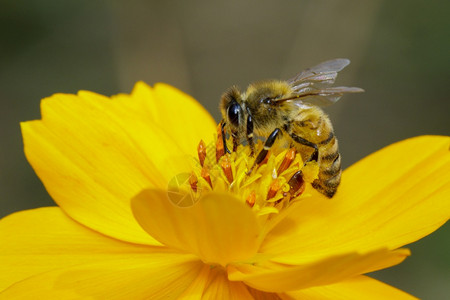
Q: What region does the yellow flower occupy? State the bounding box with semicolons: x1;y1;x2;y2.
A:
1;82;449;299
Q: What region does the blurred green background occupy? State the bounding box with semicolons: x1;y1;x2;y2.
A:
1;0;449;298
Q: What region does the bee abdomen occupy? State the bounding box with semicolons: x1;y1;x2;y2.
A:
288;115;342;197
314;136;342;198
312;174;341;197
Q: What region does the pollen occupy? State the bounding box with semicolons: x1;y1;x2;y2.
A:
186;127;319;216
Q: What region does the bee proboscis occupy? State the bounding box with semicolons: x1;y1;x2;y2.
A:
220;58;363;198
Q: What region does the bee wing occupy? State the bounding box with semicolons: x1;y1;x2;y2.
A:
285;58;364;107
287;58;350;87
289;86;365;107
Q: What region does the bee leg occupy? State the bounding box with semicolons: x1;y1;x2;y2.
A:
307;146;319;163
247;128;281;174
221;121;231;154
231;130;239;152
246;110;255;155
289;133;319;163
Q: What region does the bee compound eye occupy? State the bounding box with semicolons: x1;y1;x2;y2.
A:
261;97;272;105
227;103;241;126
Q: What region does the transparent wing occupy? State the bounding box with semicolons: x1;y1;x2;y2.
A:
287;58;350;85
284;58;364;107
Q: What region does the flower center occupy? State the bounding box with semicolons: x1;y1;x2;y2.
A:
169;124;319;216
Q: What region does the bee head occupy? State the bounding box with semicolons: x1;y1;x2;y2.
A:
220;86;245;132
242;81;292;132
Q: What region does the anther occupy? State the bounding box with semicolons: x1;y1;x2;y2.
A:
216;124;225;162
197;140;206;167
277;147;296;175
220;154;234;183
189;172;198;192
267;178;281;200
246;191;256;207
288;171;305;198
201;166;213;188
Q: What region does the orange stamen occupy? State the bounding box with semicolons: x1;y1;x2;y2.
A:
201;166;212;188
216;124;225;162
288;171;305;199
277;147;296;175
267;178;281;200
197;140;206;167
246;191;256;207
189;172;198;192
220;154;234;183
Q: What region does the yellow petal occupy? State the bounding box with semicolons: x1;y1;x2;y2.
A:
143;82;217;156
284;275;417;300
262;136;450;263
0;252;202;299
21;86;201;244
177;265;211;299
227;248;409;293
178;266;279;300
201;267;254;300
131;190;261;266
84;82;216;156
248;288;286;300
0;207;166;292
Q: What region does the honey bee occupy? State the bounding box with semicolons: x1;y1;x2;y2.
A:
220;58;363;198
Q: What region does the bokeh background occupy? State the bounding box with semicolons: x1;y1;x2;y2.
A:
1;0;449;298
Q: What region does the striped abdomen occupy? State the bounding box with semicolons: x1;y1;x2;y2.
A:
289;108;341;197
312;130;341;197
